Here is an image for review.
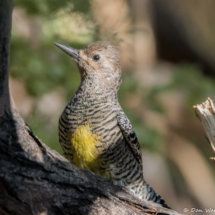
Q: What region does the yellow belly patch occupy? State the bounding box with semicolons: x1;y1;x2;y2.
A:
69;123;109;179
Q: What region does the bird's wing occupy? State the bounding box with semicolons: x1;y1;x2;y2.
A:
117;111;143;169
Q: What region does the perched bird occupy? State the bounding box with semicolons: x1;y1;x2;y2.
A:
54;41;170;208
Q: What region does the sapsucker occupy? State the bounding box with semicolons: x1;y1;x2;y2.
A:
54;41;170;209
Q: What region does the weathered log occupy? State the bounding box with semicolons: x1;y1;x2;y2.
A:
0;1;181;214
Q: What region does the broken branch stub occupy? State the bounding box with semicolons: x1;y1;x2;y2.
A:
194;97;215;163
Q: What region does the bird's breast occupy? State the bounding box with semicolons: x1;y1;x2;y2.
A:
69;122;109;178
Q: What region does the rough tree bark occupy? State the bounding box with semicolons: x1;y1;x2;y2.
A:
0;1;181;214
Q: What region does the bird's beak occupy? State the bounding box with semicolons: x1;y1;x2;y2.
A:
53;42;79;60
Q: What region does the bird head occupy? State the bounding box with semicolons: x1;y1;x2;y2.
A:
54;41;122;92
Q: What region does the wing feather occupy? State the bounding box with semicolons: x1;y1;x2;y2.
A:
117;111;143;169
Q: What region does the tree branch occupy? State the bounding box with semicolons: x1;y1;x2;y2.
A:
0;1;181;214
194;97;215;163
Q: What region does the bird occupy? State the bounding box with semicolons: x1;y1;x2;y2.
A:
54;41;170;209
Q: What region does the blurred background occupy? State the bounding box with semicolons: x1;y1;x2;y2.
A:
10;0;215;214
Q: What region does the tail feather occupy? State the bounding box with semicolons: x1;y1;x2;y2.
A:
145;183;171;209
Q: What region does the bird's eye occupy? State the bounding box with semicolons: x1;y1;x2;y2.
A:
92;54;100;62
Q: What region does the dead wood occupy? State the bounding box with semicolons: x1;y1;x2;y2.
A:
194;98;215;164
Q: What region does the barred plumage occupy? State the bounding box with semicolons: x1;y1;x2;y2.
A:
55;41;170;209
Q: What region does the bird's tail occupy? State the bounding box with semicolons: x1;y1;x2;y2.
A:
144;183;171;209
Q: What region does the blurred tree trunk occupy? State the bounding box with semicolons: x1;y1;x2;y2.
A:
0;0;13;117
0;1;181;214
151;0;215;76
